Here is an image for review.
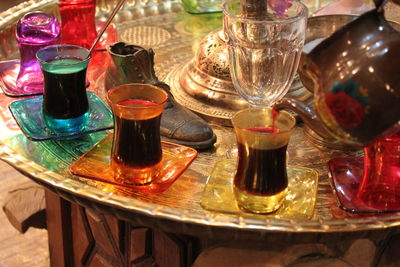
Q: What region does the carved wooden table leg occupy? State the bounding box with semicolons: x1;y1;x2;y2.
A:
45;189;200;267
45;190;73;267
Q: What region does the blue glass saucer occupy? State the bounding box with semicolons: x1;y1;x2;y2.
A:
9;91;113;141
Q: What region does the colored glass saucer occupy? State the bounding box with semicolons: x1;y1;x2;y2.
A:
328;156;400;213
0;60;43;97
9;91;113;141
70;134;198;194
0;59;90;97
201;159;319;220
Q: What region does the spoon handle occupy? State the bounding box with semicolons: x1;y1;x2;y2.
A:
88;0;126;55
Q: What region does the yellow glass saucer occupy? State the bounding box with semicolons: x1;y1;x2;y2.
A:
201;159;319;220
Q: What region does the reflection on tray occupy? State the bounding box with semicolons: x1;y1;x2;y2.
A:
201;159;319;220
9;91;113;141
70;134;198;194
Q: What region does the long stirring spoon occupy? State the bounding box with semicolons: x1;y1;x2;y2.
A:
87;0;127;56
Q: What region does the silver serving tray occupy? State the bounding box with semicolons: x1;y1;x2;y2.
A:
1;0;400;237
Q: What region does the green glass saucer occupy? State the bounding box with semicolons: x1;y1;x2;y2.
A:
6;132;108;174
9;91;113;141
201;159;319;220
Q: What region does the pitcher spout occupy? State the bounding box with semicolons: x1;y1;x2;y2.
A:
274;98;333;140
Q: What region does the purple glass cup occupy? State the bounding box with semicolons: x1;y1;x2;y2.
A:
16;12;61;94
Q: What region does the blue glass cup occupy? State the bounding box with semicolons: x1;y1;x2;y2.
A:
36;45;90;134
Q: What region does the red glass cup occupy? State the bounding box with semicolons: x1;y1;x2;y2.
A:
232;108;296;213
107;84;168;185
59;0;97;49
357;129;400;210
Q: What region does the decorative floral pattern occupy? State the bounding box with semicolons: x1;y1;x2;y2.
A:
325;80;369;128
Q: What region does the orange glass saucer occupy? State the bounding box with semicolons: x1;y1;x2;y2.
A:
70;134;198;193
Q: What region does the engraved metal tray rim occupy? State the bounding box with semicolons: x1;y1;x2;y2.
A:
1;140;400;233
1;0;400;234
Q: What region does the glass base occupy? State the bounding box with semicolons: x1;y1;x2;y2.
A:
0;60;44;97
111;160;162;185
234;187;287;214
44;112;89;134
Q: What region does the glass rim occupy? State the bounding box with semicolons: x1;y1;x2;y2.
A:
107;83;168;109
232;107;296;135
222;0;308;25
36;44;91;66
20;11;56;26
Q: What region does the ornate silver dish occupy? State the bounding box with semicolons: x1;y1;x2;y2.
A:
1;0;400;237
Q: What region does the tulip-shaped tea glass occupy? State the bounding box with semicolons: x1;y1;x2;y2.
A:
59;0;97;49
358;130;400;210
328;128;400;212
232;108;296;213
37;44;90;134
16;12;60;93
107;84;168;185
223;0;307;107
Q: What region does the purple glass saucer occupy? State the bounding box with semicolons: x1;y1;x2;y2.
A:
0;59;91;97
0;60;39;97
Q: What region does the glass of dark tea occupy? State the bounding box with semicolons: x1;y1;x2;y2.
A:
232;108;296;213
36;44;90;133
107;83;168;185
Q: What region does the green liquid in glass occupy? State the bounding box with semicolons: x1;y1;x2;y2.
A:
43;57;88;74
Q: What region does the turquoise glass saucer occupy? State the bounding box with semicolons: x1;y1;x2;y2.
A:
9;91;113;141
201;159;319;220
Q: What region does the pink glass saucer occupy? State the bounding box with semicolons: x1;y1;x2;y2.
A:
0;22;115;98
328;156;400;213
0;60;36;97
70;134;198;194
0;59;90;97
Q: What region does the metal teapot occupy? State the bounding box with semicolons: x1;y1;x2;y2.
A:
276;1;400;146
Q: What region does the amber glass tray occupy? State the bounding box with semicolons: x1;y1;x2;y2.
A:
1;0;400;236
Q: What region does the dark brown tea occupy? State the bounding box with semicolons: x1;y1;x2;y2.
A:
111;99;162;169
234;126;288;196
42;57;89;119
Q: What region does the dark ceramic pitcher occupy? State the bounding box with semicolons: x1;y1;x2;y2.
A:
277;2;400;146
